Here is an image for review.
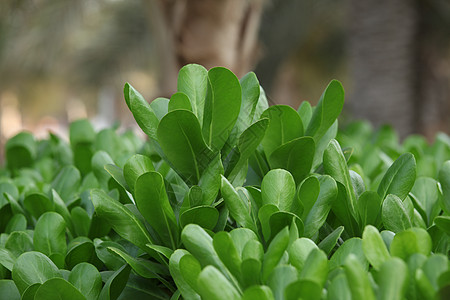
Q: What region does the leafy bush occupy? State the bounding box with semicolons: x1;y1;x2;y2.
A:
0;64;449;299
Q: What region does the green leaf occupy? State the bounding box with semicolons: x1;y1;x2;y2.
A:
285;279;322;300
104;164;129;192
146;244;174;260
422;254;448;291
5;214;27;233
297;101;313;130
261;169;296;212
12;251;62;294
269;211;304;241
303;175;337;238
107;247;170;282
177;64;208;125
135;172;178;249
332;182;360;236
288;238;318;272
241;259;262;288
377;153;416;201
269;137;315;184
227;119;269;181
65;240;96;270
123;154;154;194
324;139;357;216
242;285;274;300
90;189;154;256
327;273;351;300
299;249;328;288
21;283;40;300
91;151;114;188
434;216;450;235
357;191;382;228
317;226;344;255
343;254;376;300
5;132;36;171
382;194;412;233
149;97;169;120
169;249;201;300
330;238;367;271
213;232;241;281
229;228;259;258
376;258;409;300
258;204;279;241
196;266;241;300
180;206;219;230
220;176;257;233
5;231;33;258
158;109;213;184
33;212;67;260
0;280;20;300
52;166;81;203
237;72;261;132
260;105;303;157
124;83;159;140
23;193;54;220
198;154;223;205
202;67;241;151
178;253;201;293
71;206;91;237
34;278;85;300
305;80;344;142
262;227;289;282
169;92;193;112
438;161;450;214
390;228;432;260
411;177;441;226
68;263;102;300
98;264;131;300
0;247;16;271
268;265;298;300
362;225;390;270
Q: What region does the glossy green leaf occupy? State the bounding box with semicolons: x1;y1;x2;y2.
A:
288;238;318;272
438;160;450;214
299;248;328;288
260;105;303;157
34;278;85;300
332;182;359;236
362;225;390;270
269;211;304;241
213;232;241;281
5;231;33;258
180;206;219;230
169;249;201;300
149;97;169;120
68;263;102;300
327;273;351;300
91;150;114;188
177;64;208;125
268;265;298;300
377;153;416;201
229;228;259;258
124;83;159;140
21;283;40;300
169;92;192;112
411;177;441;226
297;101;313;129
343;254;376;300
23;193;54;220
90;189;154;255
241;258;262;288
5;214;26;233
317;226;344;255
33;212;67;259
304;175;337;238
357;191;382;228
158;109;213;184
422;254;448;291
71;206;91;237
123;154;154;194
198;154;223;205
390;228;432;260
324;139;357;216
242;285;274;300
135;172;178;248
382;194;412;233
376;258;409;300
261;169;296;212
52;165;81;203
434;216;450;235
0;280;20;300
305;80;344;142
196;266;241;300
262;227;289;282
65;240;96;270
298;176;320;220
330;238;367;271
0;247;15;271
221;176;257;232
98;264;131;300
269;137;315;184
285;279;322;300
202;67;241;151
12;251;61;294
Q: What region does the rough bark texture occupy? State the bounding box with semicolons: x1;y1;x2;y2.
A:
347;0;419;138
147;0;264;96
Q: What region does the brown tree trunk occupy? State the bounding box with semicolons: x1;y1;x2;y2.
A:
347;0;419;138
147;0;264;96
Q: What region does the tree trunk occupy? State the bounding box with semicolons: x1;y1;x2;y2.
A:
347;0;419;138
147;0;264;96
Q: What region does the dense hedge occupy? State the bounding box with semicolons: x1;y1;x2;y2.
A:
0;65;449;300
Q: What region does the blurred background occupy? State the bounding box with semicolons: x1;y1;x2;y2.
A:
0;0;449;160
